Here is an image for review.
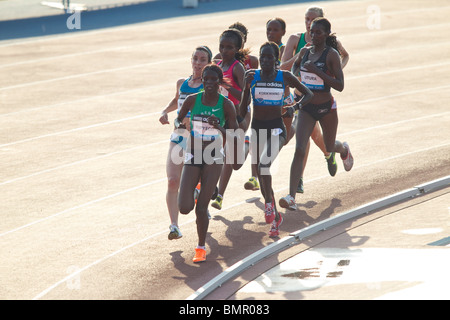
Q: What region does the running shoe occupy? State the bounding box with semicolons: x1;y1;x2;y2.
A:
193;247;206;263
296;177;304;194
326;152;337;176
264;199;276;224
341;142;354;171
269;212;283;238
244;177;260;190
168;224;182;240
211;195;223;210
194;182;201;204
279;194;297;211
211;186;218;200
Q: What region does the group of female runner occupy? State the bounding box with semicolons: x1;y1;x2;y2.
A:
159;6;354;263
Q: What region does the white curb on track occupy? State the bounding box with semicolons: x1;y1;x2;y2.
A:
186;175;450;300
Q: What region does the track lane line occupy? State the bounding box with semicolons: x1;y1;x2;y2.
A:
2;71;450;149
2;27;450;90
2;114;449;237
0;84;163;118
0;142;162;186
0;178;166;238
2;23;449;69
0;112;160;149
1;110;449;186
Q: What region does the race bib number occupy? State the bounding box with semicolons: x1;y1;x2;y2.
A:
254;87;284;105
300;70;324;90
192;116;219;141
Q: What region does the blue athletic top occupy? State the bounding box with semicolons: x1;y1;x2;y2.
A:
250;70;285;107
178;76;204;118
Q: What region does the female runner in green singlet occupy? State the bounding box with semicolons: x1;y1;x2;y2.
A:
175;64;239;263
159;46;212;241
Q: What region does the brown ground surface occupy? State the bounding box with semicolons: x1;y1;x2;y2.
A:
1;0;449;300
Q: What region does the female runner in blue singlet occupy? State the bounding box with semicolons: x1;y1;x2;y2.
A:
239;42;313;237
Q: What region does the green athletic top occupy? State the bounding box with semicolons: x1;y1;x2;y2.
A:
190;92;225;141
294;33;308;54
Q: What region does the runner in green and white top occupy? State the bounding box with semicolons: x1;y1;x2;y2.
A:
174;64;239;263
159;46;212;241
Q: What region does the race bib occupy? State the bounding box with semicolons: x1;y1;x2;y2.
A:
284;92;294;105
177;93;191;117
219;86;229;98
254;87;284;103
300;70;324;90
191;115;219;141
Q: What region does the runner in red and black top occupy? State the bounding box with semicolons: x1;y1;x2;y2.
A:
224;22;261;192
211;28;248;211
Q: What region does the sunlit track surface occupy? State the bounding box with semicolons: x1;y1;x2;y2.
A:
1;0;449;299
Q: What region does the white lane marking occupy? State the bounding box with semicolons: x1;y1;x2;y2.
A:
0;112;160;149
2;73;450;149
2;42;449;117
2;60;449;120
0;42;190;69
340;84;450;108
0;84;165;118
3;141;448;254
2;45;450;91
31;219;188;300
0;143;163;186
1;20;449;69
1;110;448;186
401;228;443;235
0;58;185;91
348;61;450;81
337;111;450;136
0;178;166;238
1;101;449;236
